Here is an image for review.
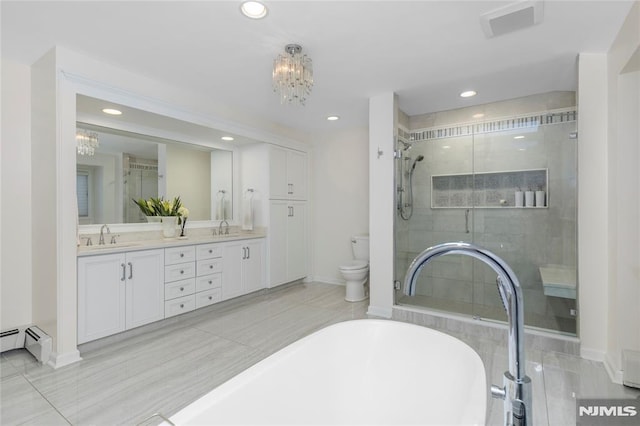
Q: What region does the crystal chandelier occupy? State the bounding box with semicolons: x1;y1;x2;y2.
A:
76;129;99;156
272;44;313;106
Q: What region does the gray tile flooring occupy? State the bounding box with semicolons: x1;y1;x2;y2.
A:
1;282;638;425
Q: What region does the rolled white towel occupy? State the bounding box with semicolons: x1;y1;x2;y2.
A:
242;196;253;231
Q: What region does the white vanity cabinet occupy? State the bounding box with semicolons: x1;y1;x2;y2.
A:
269;146;307;201
269;200;307;287
195;243;224;308
77;249;165;344
222;239;265;300
164;246;197;318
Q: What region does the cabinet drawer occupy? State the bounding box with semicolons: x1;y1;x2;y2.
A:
165;246;196;265
164;295;195;318
196;288;222;309
165;278;196;300
165;262;196;282
196;273;222;292
197;258;223;276
196;243;223;260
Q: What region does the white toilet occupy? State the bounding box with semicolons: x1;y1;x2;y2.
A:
339;235;370;302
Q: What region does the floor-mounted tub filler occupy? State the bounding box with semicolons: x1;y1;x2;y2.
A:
157;319;486;425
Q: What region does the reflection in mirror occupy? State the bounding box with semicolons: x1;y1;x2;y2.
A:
76;123;232;225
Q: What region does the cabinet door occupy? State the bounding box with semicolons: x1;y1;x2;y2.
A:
269;200;289;287
244;239;265;294
78;254;126;344
287;150;307;200
287;201;308;282
125;249;165;329
222;241;243;300
269;146;288;199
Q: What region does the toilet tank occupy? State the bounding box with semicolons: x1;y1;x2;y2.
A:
351;235;370;261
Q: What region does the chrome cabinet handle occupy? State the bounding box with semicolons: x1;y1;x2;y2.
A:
180;253;184;258
208;296;213;300
209;265;213;269
247;247;250;259
180;304;184;308
128;262;133;279
208;280;212;284
242;247;247;259
180;270;184;274
208;249;213;253
121;263;126;281
180;287;184;291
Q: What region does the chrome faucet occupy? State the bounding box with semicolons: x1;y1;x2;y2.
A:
218;220;229;236
404;241;532;426
99;224;111;245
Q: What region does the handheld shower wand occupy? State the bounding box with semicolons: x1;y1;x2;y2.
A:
399;155;424;220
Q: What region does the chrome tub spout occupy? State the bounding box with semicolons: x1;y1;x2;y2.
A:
403;241;532;426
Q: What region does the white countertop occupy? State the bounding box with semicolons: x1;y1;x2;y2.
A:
77;231;266;257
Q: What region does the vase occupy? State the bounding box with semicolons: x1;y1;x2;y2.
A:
146;216;162;223
161;216;178;238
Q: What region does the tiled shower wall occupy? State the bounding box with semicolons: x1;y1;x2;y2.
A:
395;92;578;334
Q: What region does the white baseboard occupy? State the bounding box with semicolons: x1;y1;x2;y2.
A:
580;346;606;362
604;353;624;385
47;349;82;369
581;346;624;385
367;305;393;318
311;275;345;286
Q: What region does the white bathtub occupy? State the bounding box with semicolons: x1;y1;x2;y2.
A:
166;319;486;425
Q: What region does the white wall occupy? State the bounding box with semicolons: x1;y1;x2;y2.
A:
577;53;610;361
605;0;640;381
368;93;397;317
310;127;369;284
1;59;33;330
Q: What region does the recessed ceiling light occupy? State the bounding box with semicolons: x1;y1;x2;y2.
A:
240;1;268;19
102;108;122;115
327;115;340;121
221;136;234;141
442;145;451;149
460;90;477;98
472;113;485;119
514;135;525;139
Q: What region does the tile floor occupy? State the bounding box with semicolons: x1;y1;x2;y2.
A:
1;282;638;425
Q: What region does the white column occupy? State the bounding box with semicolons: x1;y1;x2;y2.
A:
367;92;397;318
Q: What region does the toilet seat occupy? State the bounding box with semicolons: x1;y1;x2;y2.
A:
339;260;368;271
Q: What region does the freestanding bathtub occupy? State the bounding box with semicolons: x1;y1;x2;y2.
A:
164;319;486;425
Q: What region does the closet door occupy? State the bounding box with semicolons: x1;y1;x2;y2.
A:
286;201;307;282
269;200;289;287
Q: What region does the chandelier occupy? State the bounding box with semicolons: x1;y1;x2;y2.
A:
272;44;313;106
76;129;99;156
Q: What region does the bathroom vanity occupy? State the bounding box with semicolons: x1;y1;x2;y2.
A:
77;234;265;344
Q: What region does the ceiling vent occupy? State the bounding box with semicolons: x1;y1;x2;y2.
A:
480;0;544;38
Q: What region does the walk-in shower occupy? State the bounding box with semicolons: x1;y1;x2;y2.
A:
394;92;578;335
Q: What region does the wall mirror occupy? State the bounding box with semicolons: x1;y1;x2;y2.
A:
76;95;246;228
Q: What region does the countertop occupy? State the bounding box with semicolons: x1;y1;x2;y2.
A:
77;231;266;257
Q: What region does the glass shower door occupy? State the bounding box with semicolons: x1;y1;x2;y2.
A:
394;133;476;315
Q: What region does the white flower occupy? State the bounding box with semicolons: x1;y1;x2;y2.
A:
178;206;189;217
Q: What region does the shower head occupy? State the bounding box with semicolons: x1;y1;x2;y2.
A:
411;155;425;171
398;139;413;151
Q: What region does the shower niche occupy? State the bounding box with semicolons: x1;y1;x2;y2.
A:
431;168;548;209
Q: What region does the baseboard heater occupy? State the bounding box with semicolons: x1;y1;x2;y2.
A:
0;326;52;363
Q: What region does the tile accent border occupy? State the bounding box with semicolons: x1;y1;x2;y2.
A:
404;108;577;142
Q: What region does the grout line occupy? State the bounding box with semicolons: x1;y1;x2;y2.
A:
22;373;73;425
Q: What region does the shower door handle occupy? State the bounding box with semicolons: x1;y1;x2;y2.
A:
465;209;470;234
